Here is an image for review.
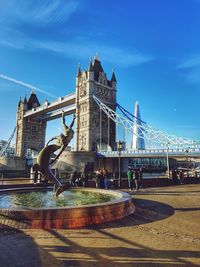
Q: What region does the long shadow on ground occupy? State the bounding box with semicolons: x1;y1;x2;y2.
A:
89;198;174;230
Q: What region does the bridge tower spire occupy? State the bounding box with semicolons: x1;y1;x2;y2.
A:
15;92;46;157
131;101;145;150
75;57;117;151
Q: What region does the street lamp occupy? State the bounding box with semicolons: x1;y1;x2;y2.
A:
166;142;170;179
185;149;189;178
117;141;123;188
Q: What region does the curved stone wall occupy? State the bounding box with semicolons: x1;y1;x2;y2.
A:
0;187;135;229
0;157;25;171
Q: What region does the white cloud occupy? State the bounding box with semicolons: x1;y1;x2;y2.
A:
0;33;154;67
0;0;154;67
178;54;200;85
92;45;154;66
178;55;200;69
184;68;200;84
0;0;78;27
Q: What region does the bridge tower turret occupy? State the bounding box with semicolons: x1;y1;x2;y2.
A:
75;56;116;151
15;91;46;157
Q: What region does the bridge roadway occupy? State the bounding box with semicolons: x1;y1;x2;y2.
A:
23;93;76;121
98;148;200;159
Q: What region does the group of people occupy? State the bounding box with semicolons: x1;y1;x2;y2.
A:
171;169;185;184
68;167;144;191
95;168;110;189
69;171;87;187
127;167;143;191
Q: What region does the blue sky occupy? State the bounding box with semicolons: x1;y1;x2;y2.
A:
0;0;200;144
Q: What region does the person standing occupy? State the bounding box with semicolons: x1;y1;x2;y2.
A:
103;168;109;189
69;171;76;187
127;167;134;191
139;167;143;188
134;169;140;191
99;169;105;188
95;169;101;188
178;170;184;185
80;171;87;187
172;168;178;184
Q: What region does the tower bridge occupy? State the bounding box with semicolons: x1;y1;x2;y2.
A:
2;56;200;161
15;57;117;157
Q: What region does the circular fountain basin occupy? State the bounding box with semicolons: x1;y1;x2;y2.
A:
0;187;135;229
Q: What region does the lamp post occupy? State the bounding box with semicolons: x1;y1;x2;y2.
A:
166;142;170;179
117;141;123;188
185;149;189;178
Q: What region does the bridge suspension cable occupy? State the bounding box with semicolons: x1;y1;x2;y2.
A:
116;103;146;124
0;126;16;157
93;95;200;148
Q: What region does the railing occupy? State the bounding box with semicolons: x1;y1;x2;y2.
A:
98;147;200;156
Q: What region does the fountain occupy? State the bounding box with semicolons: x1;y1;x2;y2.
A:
0;187;135;229
0;113;135;229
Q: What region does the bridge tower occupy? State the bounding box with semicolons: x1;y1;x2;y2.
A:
75;56;117;151
15;92;46;157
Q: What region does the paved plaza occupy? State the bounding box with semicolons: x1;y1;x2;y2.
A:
0;183;199;267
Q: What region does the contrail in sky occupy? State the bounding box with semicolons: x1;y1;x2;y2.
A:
0;73;57;99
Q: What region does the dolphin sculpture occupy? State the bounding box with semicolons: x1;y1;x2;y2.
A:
33;111;76;197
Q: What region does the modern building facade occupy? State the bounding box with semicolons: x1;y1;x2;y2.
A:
131;101;145;150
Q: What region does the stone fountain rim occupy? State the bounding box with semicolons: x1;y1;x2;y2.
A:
0;186;132;212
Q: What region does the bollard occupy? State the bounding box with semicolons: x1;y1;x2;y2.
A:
37;171;42;184
30;167;35;184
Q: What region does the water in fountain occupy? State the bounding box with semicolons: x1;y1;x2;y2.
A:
0;189;119;209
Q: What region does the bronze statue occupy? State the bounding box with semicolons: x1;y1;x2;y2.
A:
33;111;76;196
